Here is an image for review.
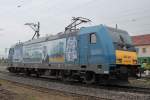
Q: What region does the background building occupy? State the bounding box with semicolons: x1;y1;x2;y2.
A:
132;34;150;69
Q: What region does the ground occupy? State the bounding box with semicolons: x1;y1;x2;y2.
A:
129;78;150;88
0;65;150;100
0;79;102;100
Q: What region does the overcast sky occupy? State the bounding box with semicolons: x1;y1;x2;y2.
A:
0;0;150;56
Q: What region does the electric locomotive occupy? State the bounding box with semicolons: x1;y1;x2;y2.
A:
7;17;139;84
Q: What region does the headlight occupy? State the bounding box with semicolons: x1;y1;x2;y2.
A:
117;59;122;63
133;60;137;64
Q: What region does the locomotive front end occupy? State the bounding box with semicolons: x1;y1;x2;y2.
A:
107;27;139;80
116;50;137;65
115;50;139;78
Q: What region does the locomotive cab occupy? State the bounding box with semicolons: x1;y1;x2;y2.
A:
106;27;139;79
78;25;139;82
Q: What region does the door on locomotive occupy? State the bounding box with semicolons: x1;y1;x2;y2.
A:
79;33;89;65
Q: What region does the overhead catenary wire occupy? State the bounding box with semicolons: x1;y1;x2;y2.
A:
15;0;150;35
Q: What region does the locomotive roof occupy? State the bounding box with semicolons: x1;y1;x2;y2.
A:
23;31;78;45
106;26;128;34
11;25;128;47
11;42;23;48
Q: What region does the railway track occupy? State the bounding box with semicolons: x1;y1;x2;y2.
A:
95;84;150;95
0;70;150;100
4;70;150;94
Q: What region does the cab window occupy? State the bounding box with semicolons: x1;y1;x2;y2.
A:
90;33;96;44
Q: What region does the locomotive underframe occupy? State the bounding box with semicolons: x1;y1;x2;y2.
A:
7;63;139;84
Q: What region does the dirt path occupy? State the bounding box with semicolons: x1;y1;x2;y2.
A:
0;79;103;100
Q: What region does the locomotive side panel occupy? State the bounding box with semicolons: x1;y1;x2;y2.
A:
65;36;78;63
23;42;44;63
47;38;66;63
13;46;23;63
23;37;78;64
78;25;116;74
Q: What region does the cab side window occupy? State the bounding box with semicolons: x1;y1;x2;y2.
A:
90;33;96;44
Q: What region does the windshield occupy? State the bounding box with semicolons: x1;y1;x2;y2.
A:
107;27;132;44
107;27;135;51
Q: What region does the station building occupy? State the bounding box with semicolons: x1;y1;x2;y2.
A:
132;34;150;69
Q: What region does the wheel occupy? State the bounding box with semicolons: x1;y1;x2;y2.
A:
35;70;41;78
117;67;128;81
60;70;70;82
83;72;95;84
36;73;40;78
26;71;31;76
